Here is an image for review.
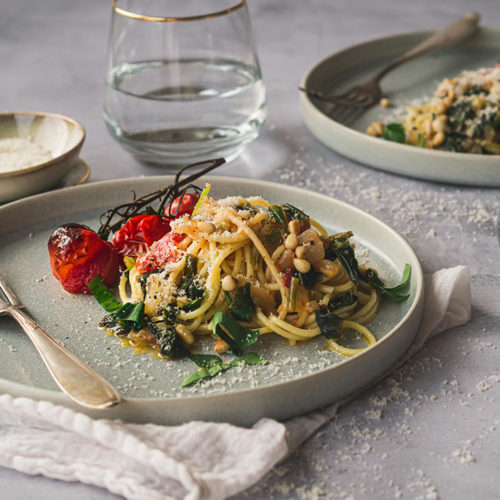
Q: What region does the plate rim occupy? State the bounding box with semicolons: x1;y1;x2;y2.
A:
0;175;424;400
300;27;500;185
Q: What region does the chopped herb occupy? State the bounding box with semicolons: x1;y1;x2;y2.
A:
182;296;204;311
269;205;286;226
88;275;121;312
98;315;131;337
383;123;406;144
327;291;358;311
282;203;309;222
295;267;323;289
212;311;259;356
163;302;179;325
113;301;145;330
178;255;205;302
182;352;267;387
147;320;188;358
326;240;361;286
315;308;343;339
229;283;255;322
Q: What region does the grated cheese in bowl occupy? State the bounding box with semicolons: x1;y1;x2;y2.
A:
0;137;53;173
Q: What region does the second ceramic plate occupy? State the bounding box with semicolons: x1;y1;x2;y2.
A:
300;27;500;186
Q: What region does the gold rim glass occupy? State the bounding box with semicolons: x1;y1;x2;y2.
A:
104;0;266;166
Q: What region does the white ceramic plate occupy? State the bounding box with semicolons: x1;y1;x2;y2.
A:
0;177;423;425
300;27;500;186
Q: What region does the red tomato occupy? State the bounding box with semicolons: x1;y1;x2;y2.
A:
112;214;171;257
136;232;185;274
48;223;121;294
164;192;200;219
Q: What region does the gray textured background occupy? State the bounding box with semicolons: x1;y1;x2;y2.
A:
1;0;499;498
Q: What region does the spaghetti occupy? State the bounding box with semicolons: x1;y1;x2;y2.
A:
113;193;384;358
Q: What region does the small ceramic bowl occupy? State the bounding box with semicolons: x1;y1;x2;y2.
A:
0;112;85;203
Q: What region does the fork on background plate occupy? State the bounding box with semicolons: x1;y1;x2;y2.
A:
300;12;480;122
0;272;121;409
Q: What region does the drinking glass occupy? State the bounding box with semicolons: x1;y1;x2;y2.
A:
104;0;267;166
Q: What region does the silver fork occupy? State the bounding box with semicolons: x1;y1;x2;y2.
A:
0;273;121;409
300;12;480;112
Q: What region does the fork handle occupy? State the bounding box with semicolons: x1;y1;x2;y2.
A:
7;306;121;409
376;13;480;80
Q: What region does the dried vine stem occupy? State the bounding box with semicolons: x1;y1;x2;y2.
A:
97;157;226;240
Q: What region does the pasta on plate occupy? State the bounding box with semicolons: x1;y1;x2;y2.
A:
104;193;404;364
367;67;500;154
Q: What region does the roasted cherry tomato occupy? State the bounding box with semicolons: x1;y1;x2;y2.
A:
48;223;121;294
164;192;200;219
136;232;185;274
112;214;171;258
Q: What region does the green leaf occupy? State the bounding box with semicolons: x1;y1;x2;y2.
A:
327;291;358;311
314;308;343;340
189;354;223;369
182;296;204;312
88;275;121;312
212;311;259;355
113;301;145;330
383;264;412;302
269;205;286;226
230;352;267;367
181;369;211;387
282;203;309;222
181;352;267;387
295;267;323;289
229;283;255;322
365;264;412;302
326;240;361;286
148;320;188;358
383;123;406;144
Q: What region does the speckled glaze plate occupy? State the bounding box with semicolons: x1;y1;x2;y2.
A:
0;177;424;426
300;27;500;186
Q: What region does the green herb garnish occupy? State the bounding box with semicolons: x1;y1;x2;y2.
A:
364;264;412;302
88;275;122;312
147;320;188;358
229;283;255;322
282;203;309;222
327;291;358;311
181;352;267;387
113;301;145;330
212;311;259;356
383;123;406;144
314;308;343;339
269;204;287;226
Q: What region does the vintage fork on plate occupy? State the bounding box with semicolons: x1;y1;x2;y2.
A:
300;12;480;121
0;273;121;409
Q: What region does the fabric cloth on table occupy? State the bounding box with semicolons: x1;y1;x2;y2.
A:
0;265;471;500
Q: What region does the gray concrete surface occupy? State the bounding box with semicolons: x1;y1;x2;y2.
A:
1;1;499;498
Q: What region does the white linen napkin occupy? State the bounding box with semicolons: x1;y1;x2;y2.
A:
0;266;471;500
